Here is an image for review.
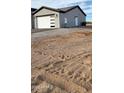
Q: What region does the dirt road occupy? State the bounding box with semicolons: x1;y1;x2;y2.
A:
32;28;92;93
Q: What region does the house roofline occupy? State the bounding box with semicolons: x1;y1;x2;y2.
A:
33;5;86;16
62;5;86;16
32;6;63;15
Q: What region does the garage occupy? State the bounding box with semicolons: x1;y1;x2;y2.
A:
37;16;51;28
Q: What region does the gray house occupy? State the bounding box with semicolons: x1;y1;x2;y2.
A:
32;5;86;29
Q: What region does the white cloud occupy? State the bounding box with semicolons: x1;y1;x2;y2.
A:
32;0;91;8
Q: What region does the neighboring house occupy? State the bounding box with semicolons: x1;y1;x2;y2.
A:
31;8;37;29
32;5;86;29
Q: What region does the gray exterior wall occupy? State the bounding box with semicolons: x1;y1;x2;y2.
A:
59;7;86;28
31;14;35;29
33;8;60;28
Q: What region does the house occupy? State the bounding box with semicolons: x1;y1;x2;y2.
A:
32;5;86;29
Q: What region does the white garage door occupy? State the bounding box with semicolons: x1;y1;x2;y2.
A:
37;16;51;28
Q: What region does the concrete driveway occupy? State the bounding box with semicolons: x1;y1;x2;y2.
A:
31;28;91;42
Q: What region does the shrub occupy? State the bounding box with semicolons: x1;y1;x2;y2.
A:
82;22;86;26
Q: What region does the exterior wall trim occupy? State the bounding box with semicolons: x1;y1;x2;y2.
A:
35;14;55;17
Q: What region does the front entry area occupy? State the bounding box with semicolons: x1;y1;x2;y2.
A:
75;16;79;26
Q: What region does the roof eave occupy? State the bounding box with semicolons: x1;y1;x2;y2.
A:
78;6;87;16
60;6;86;16
33;6;61;15
32;5;86;16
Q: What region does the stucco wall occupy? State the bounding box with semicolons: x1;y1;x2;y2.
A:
33;8;60;28
59;7;86;28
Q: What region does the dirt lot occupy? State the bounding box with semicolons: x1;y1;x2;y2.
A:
32;28;92;93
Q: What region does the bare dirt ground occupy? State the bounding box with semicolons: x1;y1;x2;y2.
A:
32;28;92;93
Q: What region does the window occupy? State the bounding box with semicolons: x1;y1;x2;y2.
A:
64;18;67;24
50;19;55;21
51;26;55;27
50;22;55;24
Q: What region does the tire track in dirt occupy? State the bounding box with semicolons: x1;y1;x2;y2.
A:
32;30;92;93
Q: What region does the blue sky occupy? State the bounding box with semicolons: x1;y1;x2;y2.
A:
32;0;92;21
